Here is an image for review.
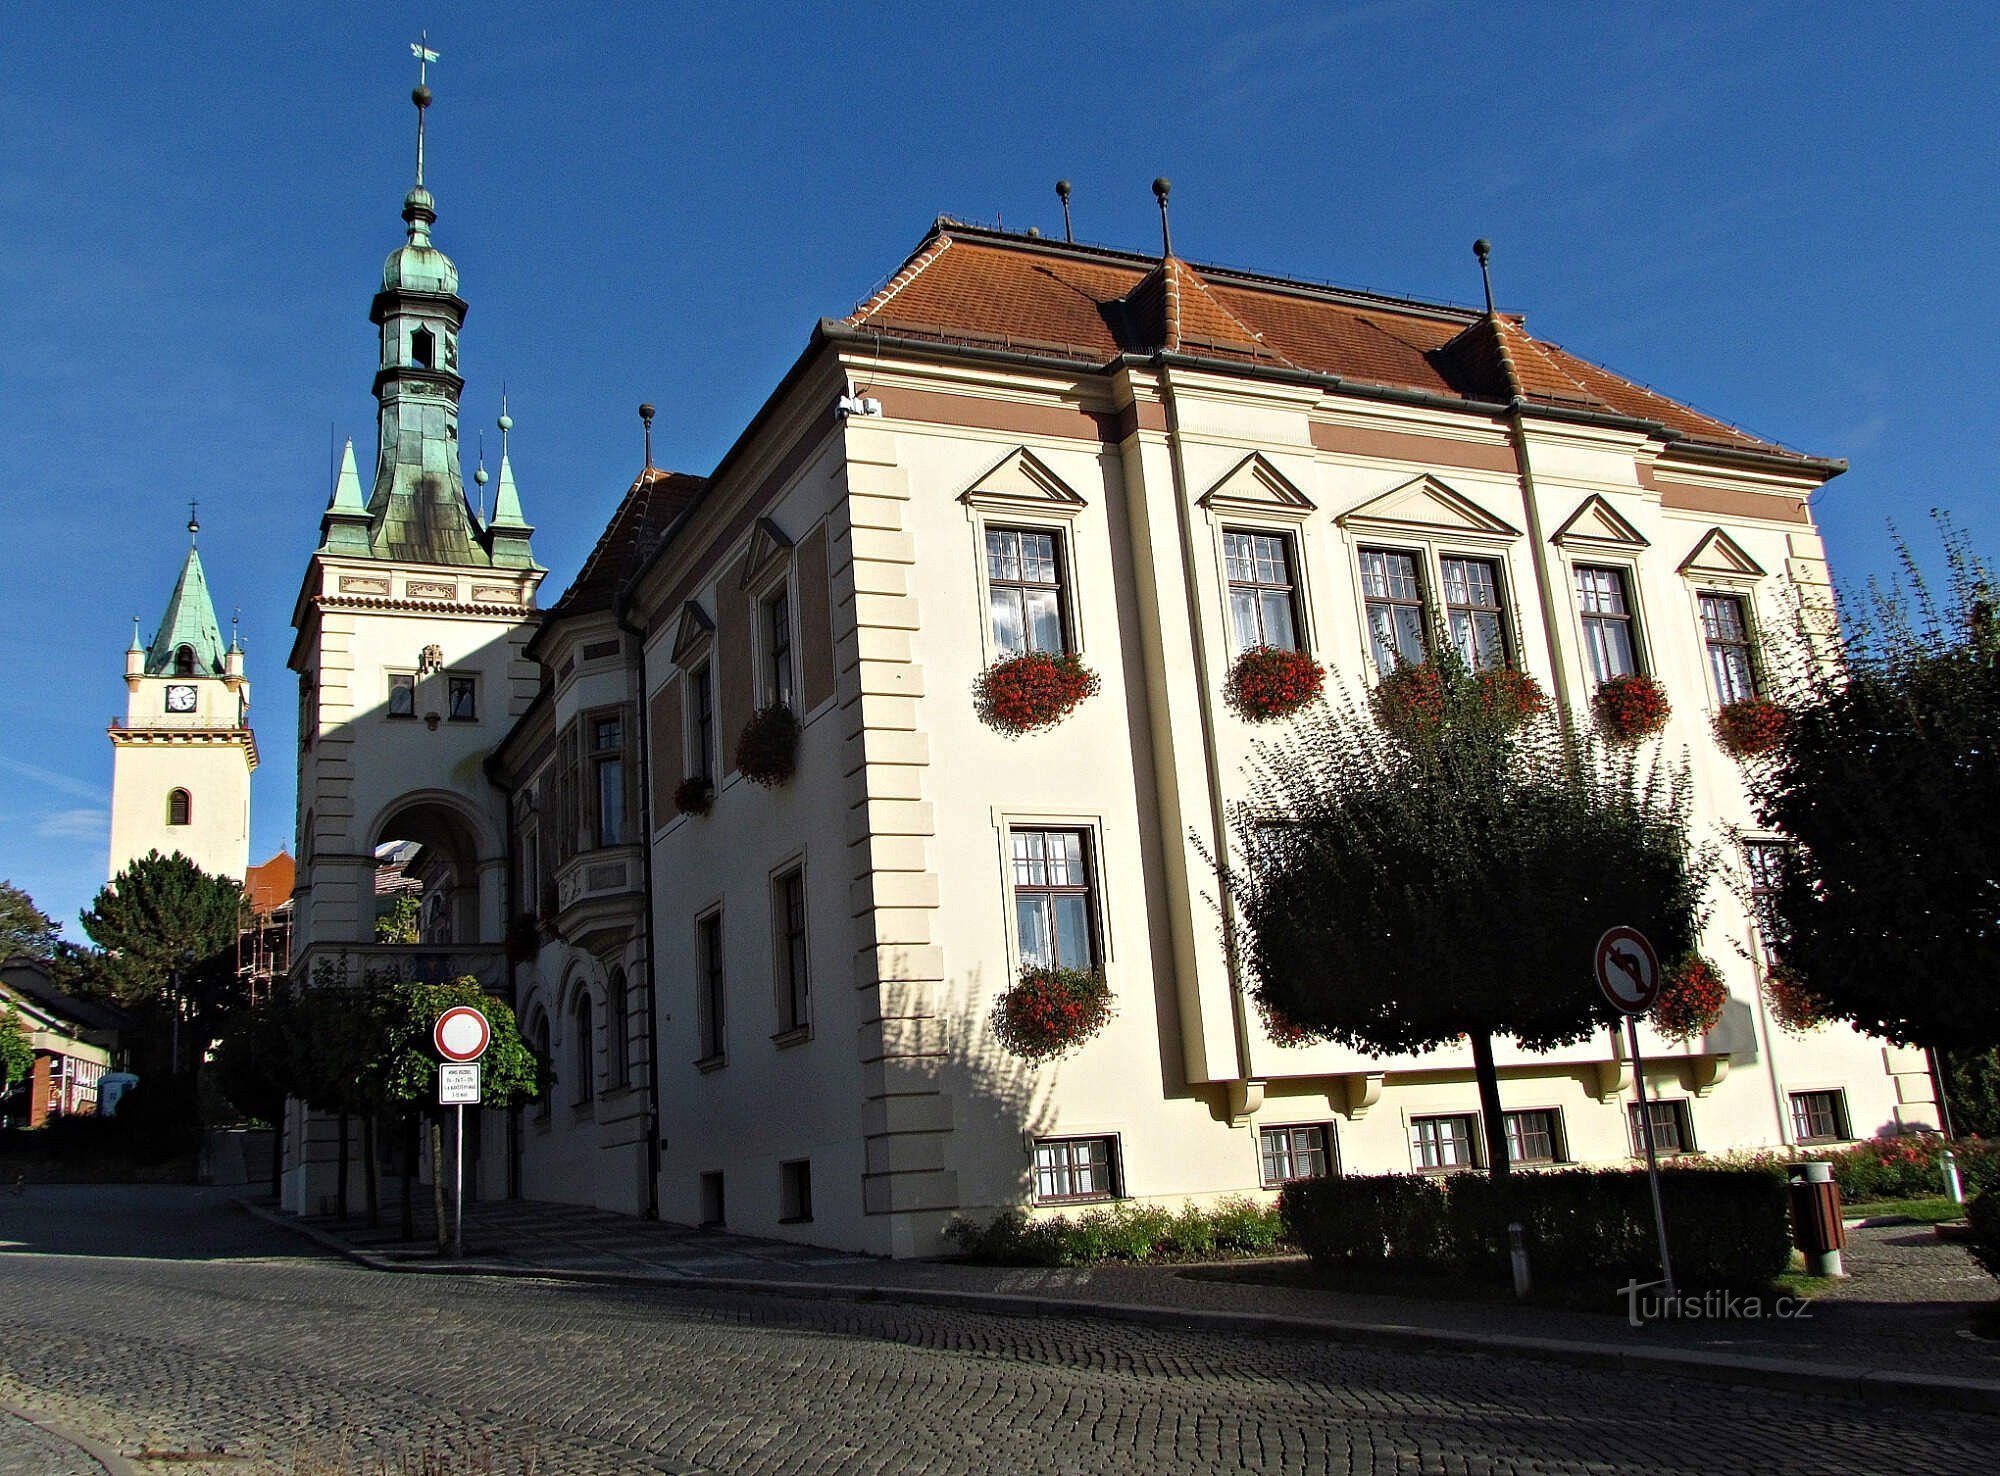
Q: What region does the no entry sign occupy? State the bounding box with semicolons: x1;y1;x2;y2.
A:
1594;926;1662;1014
434;1005;490;1063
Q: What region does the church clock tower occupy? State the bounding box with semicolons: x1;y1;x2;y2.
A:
107;513;256;882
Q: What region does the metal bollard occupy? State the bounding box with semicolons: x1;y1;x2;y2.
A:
1943;1149;1964;1206
1508;1220;1532;1300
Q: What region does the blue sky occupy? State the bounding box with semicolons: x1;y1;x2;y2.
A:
2;1;1994;938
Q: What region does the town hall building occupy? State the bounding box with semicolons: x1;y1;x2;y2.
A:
278;73;1939;1253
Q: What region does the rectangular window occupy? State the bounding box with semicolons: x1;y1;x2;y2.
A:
779;1159;814;1223
387;672;415;719
689;664;715;782
1700;593;1758;704
1359;548;1427;672
986;526;1070;657
699;1171;725;1227
1745;841;1787;954
1503;1109;1564;1166
1224;530;1301;651
1575;565;1640;683
1790;1090;1849;1144
592;714;625;847
774;866;809;1033
447;674;477;722
696;911;725;1063
1629;1100;1695;1156
1441;556;1509;671
762;587;795;709
1033;1135;1118;1202
1010;827;1096;973
1259;1124;1333;1187
1410;1113;1481;1171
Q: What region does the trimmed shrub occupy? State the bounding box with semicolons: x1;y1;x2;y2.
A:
1966;1189;2000;1284
947;1197;1286;1265
1280;1174;1449;1266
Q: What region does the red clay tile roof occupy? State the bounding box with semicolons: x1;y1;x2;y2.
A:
844;221;1818;462
548;466;708;619
244;849;294;917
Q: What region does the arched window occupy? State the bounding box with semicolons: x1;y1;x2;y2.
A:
167;788;191;826
605;968;629;1088
527;1008;551;1121
411;327;435;369
571;993;595;1105
174;645;196;676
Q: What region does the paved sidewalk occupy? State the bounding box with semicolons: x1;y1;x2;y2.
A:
247;1195;2000;1411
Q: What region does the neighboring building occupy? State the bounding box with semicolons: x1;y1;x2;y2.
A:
238;848;296;1004
1;957;135;1127
286;77;1935;1246
108;519;256;883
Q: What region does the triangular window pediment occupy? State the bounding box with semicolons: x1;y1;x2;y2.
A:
1197;452;1315;516
957;448;1088;514
1336;474;1519;539
670;600;715;666
1678;527;1766;580
1550;493;1648;550
739;517;795;590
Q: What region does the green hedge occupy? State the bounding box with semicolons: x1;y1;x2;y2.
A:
1966;1189;2000;1285
946;1197;1286;1266
1281;1168;1792;1291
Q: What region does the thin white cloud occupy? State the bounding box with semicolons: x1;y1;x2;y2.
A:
36;807;107;840
0;755;103;804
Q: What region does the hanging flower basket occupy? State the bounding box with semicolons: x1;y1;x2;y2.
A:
673;775;715;816
1471;666;1549;731
991;965;1112;1062
1762;962;1826;1036
1713;697;1790;758
735;703;800;787
1592;673;1671;743
1256;998;1316;1048
1369;662;1447;740
1224;646;1326;723
1651;954;1728;1043
974;651;1101;736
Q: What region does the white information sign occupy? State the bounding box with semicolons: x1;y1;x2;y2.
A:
438;1062;482;1106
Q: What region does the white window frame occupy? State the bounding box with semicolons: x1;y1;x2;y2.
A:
1332;523;1527;681
1558;552;1655;690
964;499;1091;667
989;808;1115;978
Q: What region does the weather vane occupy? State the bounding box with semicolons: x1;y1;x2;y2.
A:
412;32;438;88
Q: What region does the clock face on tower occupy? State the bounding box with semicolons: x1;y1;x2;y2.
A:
165;684;197;714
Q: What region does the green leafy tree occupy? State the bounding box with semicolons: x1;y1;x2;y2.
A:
1228;651;1711;1176
1747;519;2000;1052
78;852;245;1071
0;881;59;961
375;894;421;945
211;993;297;1197
2;1005;33;1093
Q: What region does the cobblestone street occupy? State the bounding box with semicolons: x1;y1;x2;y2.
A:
4;1187;1999;1475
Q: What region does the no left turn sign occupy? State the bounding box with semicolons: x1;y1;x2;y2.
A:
1594;926;1662;1014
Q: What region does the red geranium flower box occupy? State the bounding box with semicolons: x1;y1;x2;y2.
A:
974;651;1101;736
1762;962;1826;1036
1472;666;1550;731
1713;697;1790;758
735;703;800;787
673;775;715;816
1593;673;1671;743
1651;954;1728;1043
992;965;1112;1063
1370;662;1447;740
1224;646;1326;723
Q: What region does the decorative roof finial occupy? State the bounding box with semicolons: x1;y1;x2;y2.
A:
473;430;489;522
1473;238;1495;317
498;387;512;460
640;402;656;469
410;33;438;188
187;500;200;544
1153;178;1173;258
129;616;143;653
1056;180;1073;243
231;609;242;653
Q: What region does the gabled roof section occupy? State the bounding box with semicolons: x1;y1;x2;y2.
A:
1198;452;1315;515
1551;493;1649;549
545;466;707;622
957;447;1088;511
1679;527;1767;579
1336;473;1519;538
838;220;1829;467
146;546;228;676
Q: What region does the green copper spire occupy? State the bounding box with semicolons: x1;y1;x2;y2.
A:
481;397;538;569
146;519;227;677
319;438;372;556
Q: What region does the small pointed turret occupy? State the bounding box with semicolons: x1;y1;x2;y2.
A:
320;438;373;555
482;399;538;569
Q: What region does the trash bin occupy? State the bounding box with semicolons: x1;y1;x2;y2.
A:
1788;1160;1846;1277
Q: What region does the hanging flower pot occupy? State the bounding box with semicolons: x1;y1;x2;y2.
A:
1713;696;1790;758
1471;666;1549;732
991;965;1112;1062
673;775;715;816
973;651;1101;736
1761;962;1826;1036
1650;954;1728;1043
1592;673;1671;743
1369;661;1447;740
1224;646;1326;723
735;703;800;787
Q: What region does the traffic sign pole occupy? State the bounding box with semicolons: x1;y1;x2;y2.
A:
432;1007;490;1261
454;1101;465;1260
1593;925;1675;1304
1626;1014;1677;1301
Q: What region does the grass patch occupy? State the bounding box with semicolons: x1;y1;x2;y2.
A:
1844;1195;1967;1224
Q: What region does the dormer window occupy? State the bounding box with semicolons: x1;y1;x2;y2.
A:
174;645;196;676
411;327;435;370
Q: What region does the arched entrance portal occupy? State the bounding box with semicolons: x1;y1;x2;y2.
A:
372;794;492;950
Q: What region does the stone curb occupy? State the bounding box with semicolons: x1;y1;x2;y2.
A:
234;1198;2000;1416
0;1398;140;1476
